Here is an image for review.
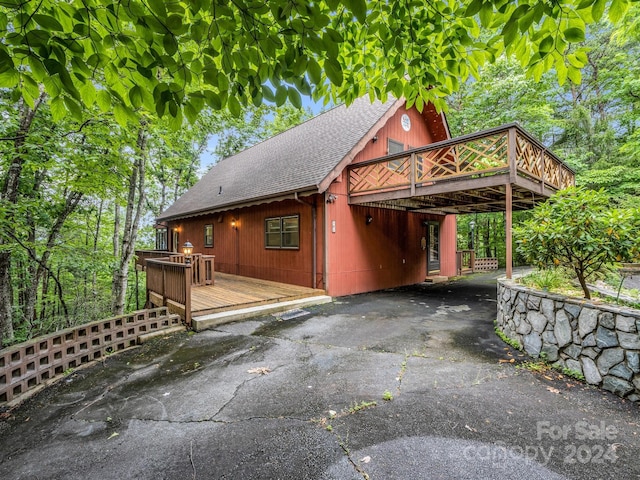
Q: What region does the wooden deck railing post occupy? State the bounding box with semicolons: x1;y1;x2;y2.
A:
161;263;166;305
410;152;416;196
471;250;476;272
508;127;517;184
184;264;192;326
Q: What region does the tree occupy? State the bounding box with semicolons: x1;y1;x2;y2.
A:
514;187;640;299
0;0;632;123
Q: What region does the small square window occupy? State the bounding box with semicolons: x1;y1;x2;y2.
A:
387;139;406;171
204;224;213;247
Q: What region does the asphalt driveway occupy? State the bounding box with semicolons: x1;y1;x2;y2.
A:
1;272;638;479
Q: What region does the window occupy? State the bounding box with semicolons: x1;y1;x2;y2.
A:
387;139;405;172
156;228;167;250
204;224;213;247
265;215;299;249
388;138;404;154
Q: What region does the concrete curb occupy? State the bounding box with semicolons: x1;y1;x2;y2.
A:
192;295;333;331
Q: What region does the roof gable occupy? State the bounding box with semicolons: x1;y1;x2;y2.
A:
158;96;405;221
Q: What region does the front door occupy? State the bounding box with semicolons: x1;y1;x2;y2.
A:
172;230;179;253
426;222;440;274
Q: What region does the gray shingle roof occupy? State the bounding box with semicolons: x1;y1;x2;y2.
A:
157;96;403;221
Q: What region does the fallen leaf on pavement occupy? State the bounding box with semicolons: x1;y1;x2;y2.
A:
547;386;560;394
360;456;371;463
465;424;477;433
247;367;271;375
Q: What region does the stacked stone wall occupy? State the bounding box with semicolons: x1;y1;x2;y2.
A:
497;279;640;402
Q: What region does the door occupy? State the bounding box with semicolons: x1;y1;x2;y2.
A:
172;229;179;253
426;222;440;274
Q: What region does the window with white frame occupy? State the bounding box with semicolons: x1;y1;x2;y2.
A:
156;228;167;250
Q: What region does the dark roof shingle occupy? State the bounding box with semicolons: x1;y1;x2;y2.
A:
158;96;402;220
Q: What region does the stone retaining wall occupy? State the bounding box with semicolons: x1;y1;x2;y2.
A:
497;279;640;403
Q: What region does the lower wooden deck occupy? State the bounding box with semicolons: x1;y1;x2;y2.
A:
190;273;326;318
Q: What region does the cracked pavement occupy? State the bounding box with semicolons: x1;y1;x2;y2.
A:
1;271;639;479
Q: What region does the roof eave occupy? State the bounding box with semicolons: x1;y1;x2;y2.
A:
316;97;406;193
156;187;320;222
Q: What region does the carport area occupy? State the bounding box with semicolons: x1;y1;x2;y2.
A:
0;272;637;479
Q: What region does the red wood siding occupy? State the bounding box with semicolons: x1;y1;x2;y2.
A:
167;196;323;289
164;101;455;297
324;197;457;296
351;104;442;164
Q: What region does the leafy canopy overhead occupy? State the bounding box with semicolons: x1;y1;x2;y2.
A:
0;0;634;125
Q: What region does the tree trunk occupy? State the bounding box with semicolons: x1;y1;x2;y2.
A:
111;123;147;315
0;93;45;345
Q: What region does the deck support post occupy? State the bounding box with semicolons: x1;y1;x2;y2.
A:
506;182;513;279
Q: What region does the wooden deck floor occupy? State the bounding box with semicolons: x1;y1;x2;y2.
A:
190;273;326;318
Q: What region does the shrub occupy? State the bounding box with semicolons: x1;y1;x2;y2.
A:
515;187;640;299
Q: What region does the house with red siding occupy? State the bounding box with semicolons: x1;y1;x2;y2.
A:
154;95;575;301
155;96;458;297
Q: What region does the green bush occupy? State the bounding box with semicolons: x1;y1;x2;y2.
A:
515;187;640;299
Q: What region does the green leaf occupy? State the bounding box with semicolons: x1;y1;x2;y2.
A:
479;3;494;28
539;36;554;54
464;0;483;17
501;20;518;48
166;14;182;32
129;85;143;108
556;60;568;86
608;0;629;22
114;103;129;126
275;84;287;106
346;0;367;23
147;0;167;18
79;81;97;106
307;58;322;85
591;0;606;21
96;90;111;112
567;65;582;84
564;27;585;43
27;56;47;81
288;87;302;109
64;96;83;121
50;96;66;122
163;34;178;56
228;95;241;117
324;58;343;86
32;14;63;31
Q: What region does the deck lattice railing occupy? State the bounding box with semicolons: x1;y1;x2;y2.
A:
348;124;575;196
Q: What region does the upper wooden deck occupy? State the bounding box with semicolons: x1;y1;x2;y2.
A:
347;123;575;214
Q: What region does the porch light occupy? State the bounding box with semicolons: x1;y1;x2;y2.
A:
366;214;373;225
469;220;476;251
183;240;193;264
231;218;237;229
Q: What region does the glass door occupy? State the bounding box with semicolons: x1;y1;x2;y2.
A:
426;222;440;274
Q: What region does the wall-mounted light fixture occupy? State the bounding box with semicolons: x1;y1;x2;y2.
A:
326;194;337;204
183;241;193;264
366;214;373;225
372;136;378;143
231;218;237;230
469;220;476;251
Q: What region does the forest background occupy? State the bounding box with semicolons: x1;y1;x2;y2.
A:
1;6;638;346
